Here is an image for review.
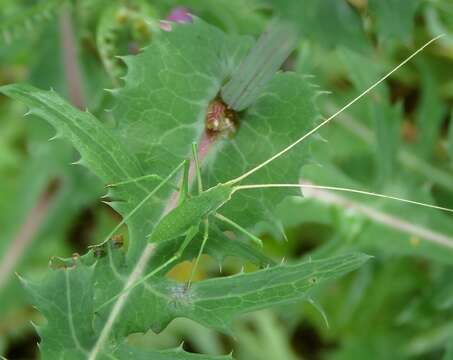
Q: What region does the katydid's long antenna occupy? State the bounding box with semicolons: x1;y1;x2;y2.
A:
229;34;445;185
235;183;453;214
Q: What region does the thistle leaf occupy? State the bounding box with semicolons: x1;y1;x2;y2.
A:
23;247;368;356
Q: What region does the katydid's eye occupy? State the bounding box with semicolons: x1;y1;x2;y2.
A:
205;97;238;137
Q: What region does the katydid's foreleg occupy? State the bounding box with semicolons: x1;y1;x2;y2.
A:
214;213;263;247
187;218;209;288
176;225;200;258
96;224;199;313
90;160;188;249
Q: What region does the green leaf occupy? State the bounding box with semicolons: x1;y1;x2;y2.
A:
21;264;96;359
0;83;157;262
449;112;453;160
445;339;453;360
299;164;453;264
20;264;231;360
92;248;368;335
0;0;65;44
264;0;370;53
0;84;144;183
112;19;251;158
369;0;420;44
23;247;368;356
415;60;446;159
339;48;401;183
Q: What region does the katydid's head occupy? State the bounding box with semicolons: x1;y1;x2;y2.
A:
203;183;235;210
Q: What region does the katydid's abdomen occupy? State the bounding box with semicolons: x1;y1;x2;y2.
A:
148;183;234;243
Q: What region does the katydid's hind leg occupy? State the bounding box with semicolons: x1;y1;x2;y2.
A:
215;213;263;248
187;218;209;288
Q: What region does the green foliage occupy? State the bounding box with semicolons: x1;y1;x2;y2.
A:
264;0;370;52
22;247;367;357
1;0;453;359
0;0;65;44
0;18;331;358
368;0;420;44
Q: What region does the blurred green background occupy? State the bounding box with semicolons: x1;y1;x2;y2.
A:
1;0;453;359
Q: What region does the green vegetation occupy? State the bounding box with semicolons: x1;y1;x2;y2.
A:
0;1;452;359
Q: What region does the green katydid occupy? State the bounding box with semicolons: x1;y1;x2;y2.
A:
94;34;452;313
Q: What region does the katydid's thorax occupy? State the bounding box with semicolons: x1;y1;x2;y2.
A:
197;183;234;210
148;183;234;243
